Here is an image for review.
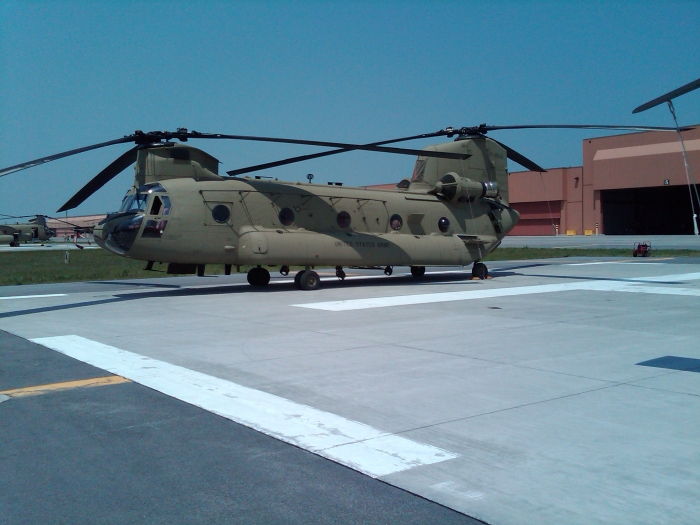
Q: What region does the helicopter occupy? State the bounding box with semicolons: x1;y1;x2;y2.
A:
0;124;685;289
0;214;55;246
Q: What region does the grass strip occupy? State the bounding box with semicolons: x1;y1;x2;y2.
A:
1;246;699;286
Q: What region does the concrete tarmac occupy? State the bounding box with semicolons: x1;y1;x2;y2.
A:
500;234;700;250
1;258;699;524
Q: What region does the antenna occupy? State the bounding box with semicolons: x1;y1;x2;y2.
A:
633;77;700;235
306;173;314;183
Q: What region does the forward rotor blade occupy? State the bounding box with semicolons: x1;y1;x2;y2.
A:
0;136;135;178
633;77;700;114
226;130;454;176
57;146;139;212
489;138;547;173
192;132;468;160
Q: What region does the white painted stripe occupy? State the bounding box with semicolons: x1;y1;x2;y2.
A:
293;282;596;311
593;138;700;160
566;261;631;266
567;261;670;266
633;272;700;282
30;335;457;478
0;294;67;301
293;272;700;311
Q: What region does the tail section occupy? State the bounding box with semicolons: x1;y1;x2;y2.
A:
411;136;510;205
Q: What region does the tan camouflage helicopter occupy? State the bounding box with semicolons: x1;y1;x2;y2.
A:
0;124;682;289
0;214;55;246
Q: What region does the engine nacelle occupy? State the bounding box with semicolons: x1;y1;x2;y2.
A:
432;172;499;203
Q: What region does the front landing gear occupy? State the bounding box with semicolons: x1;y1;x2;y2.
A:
294;270;321;290
472;262;488;280
247;266;270;286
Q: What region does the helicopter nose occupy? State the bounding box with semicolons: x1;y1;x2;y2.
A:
94;213;144;254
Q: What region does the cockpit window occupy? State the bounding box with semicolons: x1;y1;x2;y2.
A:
161;196;171;215
139;183;166;193
149;195;173;216
119;192;149;213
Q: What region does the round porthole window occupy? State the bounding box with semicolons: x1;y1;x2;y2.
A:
438;217;450;232
337;211;351;229
389;214;403;231
279;207;295;226
212;204;230;223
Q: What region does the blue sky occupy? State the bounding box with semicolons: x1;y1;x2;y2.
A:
1;0;699;217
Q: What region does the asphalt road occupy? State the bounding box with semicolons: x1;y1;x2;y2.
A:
0;329;483;525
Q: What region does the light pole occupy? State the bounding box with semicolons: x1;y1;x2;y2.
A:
633;77;700;235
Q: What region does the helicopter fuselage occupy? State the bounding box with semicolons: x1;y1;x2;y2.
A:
93;176;519;271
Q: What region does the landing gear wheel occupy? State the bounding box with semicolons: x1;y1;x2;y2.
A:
247;266;271;286
300;270;321;290
410;266;426;278
472;262;488;280
294;270;306;289
384;266;393;276
336;266;346;281
280;265;290;276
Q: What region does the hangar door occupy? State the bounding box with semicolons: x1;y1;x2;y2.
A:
601;186;698;235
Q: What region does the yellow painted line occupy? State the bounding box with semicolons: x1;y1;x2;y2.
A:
0;375;131;398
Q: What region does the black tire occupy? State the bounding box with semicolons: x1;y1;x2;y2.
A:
247;267;270;286
300;270;321;290
411;266;426;278
384;266;393;276
472;262;488;280
294;270;306;289
336;270;346;281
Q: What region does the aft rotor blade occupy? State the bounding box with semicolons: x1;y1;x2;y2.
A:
633;77;700;114
192;132;469;160
57;146;139;212
226;130;454;176
44;215;88;229
489;138;547;173
0;136;135;178
476;124;690;133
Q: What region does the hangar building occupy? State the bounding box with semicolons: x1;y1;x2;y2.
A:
509;126;700;235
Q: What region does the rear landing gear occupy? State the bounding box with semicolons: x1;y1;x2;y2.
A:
472;262;488;280
247;266;270;286
410;266;426;278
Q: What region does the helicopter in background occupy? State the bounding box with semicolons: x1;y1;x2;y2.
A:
0;215;55;246
0;124;685;288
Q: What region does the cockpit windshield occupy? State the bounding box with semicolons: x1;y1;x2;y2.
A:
119;192;149;213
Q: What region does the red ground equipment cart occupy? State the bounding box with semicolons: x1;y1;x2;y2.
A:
633;241;651;257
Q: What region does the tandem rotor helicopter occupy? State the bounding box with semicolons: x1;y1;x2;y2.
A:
0;123;684;289
0;214;55;246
